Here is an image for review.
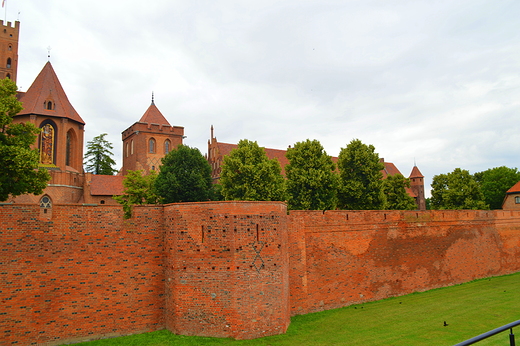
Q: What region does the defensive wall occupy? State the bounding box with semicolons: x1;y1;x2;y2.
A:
2;202;520;345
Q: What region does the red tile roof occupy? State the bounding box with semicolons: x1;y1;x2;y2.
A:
381;161;403;179
17;62;85;124
409;166;424;178
139;102;171;126
90;175;125;196
506;181;520;194
214;142;290;174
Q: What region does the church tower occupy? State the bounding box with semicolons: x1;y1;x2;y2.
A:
121;98;184;175
0;20;19;82
12;61;86;204
409;165;426;210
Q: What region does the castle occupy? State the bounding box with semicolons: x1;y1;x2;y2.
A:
3;19;520;346
4;18;425;209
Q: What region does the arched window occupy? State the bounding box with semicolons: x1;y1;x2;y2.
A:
40;195;52;208
6;73;10;79
8;45;12;51
6;57;11;68
131;140;134;155
149;138;156;154
126;142;129;157
40;121;56;165
164;139;171;154
65;129;75;167
46;101;53;110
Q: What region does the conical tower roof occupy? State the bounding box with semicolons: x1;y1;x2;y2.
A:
409;165;424;178
139;101;171;126
17;61;85;124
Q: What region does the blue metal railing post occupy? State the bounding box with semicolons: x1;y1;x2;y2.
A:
510;328;515;346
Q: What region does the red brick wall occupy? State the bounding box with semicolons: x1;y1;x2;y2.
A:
0;204;165;346
3;204;520;345
288;209;520;316
164;201;290;340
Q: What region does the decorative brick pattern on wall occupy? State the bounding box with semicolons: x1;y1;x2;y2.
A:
2;204;520;345
164;202;290;340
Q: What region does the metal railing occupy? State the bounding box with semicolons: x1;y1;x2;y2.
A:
454;319;520;345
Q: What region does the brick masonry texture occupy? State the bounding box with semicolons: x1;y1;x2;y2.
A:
1;204;520;345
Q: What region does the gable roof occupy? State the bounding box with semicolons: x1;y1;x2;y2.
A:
138;102;171;126
213;142;290;175
506;181;520;194
90;175;125;196
17;61;85;124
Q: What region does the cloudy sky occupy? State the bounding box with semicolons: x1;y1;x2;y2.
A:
9;0;520;196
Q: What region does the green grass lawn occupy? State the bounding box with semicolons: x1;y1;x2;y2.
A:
75;272;520;346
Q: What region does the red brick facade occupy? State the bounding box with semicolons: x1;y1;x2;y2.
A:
2;203;520;345
0;20;19;82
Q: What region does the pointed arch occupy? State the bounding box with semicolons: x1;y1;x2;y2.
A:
39;120;57;165
164;139;171;154
66;129;77;167
40;195;52;208
149;138;156;154
6;57;11;68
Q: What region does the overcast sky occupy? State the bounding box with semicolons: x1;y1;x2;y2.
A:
9;0;520;196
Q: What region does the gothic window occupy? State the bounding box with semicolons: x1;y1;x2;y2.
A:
46;101;54;110
40;195;52;208
149;138;156;154
6;57;11;68
164;139;171;154
6;73;10;79
131;140;134;155
8;45;11;51
40;122;56;165
126;142;129;157
516;196;520;204
65;130;75;167
66;132;71;166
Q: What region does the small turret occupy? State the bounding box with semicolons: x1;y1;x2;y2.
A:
409;165;426;210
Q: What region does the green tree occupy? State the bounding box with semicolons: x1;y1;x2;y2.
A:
220;139;285;201
382;174;417;210
430;168;488;210
285;139;337;210
337;139;385;210
114;170;159;218
0;78;50;201
84;133;117;175
474;166;520;209
155;145;212;203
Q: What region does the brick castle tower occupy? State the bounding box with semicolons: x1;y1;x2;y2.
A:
0;20;19;82
409;165;426;210
121;97;184;175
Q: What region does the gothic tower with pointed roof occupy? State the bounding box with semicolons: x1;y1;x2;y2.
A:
12;61;86;204
409;165;426;210
121;98;184;175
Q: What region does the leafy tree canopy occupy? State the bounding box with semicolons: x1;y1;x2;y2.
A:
114;169;159;218
0;78;50;201
220;139;285;201
430;168;488;210
474;166;520;209
155;144;213;203
337;139;385;210
84;133;117;175
285;139;337;210
382;174;417;210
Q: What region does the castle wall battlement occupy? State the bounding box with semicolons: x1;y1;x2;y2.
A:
2;203;520;345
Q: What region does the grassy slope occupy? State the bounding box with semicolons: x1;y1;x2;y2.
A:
76;272;520;346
